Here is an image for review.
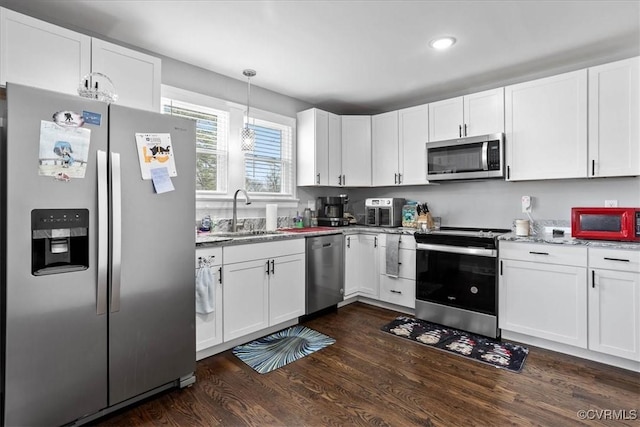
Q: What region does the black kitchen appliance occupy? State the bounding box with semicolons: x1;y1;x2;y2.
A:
414;227;510;338
316;196;349;227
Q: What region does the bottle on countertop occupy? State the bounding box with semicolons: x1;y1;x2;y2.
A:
302;208;311;228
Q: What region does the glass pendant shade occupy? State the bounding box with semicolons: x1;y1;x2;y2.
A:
241;69;256;152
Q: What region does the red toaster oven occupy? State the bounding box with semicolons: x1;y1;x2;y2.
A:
571;207;640;242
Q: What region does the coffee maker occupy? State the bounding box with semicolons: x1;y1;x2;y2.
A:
316;196;349;227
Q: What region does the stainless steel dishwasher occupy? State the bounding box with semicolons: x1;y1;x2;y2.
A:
305;233;344;315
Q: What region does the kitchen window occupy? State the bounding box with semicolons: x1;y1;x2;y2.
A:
161;95;228;194
244;119;293;195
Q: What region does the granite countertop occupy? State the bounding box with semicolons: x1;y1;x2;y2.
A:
498;232;640;251
196;225;419;247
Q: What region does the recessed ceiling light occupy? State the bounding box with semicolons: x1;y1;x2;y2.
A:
429;36;457;50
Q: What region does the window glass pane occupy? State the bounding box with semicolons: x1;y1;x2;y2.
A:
244;121;292;195
161;97;227;193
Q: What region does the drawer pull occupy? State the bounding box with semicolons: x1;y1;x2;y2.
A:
390;290;402;294
529;251;549;255
603;257;630;262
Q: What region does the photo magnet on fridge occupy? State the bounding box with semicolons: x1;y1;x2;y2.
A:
38;120;91;180
135;133;177;180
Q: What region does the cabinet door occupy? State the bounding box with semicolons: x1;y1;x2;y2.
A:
341;116;372;186
499;259;587;348
372;111;399;186
358;234;379;298
91;38;161;111
589;269;640;361
505;69;587;180
428;96;463;141
297;108;329;185
222;259;269;341
327;112;343;186
464;88;504;136
0;8;91;94
269;254;305;325
399;104;429;185
588;57;640;177
195;248;223;354
344;235;360;298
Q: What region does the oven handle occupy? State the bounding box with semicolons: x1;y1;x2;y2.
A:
416;243;497;257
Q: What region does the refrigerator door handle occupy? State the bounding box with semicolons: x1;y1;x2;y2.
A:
97;150;108;315
110;152;122;313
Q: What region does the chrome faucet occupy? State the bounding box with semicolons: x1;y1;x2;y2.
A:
232;189;251;232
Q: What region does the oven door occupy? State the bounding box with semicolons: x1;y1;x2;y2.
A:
378;207;392;227
365;207;378;226
416;244;497;315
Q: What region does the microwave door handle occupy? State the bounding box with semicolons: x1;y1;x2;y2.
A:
481;141;489;171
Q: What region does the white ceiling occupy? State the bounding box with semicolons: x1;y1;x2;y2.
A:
2;0;639;114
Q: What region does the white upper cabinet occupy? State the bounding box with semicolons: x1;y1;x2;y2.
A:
0;8;161;111
297;108;329;186
399;104;429;185
372;111;399;186
91;38;161;112
0;8;91;94
505;70;588;181
428;88;504;141
341;115;372;186
297;108;342;186
327;112;343;186
588;56;640;178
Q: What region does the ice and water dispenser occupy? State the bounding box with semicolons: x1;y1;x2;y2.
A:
31;209;89;275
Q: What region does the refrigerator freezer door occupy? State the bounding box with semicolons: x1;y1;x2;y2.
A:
3;84;109;426
107;104;196;405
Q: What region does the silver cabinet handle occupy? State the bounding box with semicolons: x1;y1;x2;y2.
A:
390;290;402;294
529;251;549;256
218;267;222;284
96;150;108;315
342;174;346;186
316;173;320;184
459;124;462;138
603;257;630;262
464;123;468;136
398;173;402;184
338;175;342;185
110;152;122;313
347;236;350;248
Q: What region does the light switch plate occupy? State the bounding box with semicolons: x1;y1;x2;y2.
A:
604;200;618;207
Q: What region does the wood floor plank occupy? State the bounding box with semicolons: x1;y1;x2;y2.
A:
94;302;640;426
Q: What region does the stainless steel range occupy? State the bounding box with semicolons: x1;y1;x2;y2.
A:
414;227;510;338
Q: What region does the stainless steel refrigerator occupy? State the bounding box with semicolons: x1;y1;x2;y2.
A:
0;83;196;426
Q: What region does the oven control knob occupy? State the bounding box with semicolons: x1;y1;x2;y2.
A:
470;286;478;294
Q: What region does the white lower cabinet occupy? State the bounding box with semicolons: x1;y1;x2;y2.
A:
588;248;640;361
195;247;223;354
344;234;379;299
499;250;588;348
500;241;640;366
223;239;305;342
378;233;416;308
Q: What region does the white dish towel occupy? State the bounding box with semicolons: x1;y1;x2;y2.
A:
196;264;215;314
386;234;401;278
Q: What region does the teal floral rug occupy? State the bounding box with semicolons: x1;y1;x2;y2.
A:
381;316;528;372
232;326;335;374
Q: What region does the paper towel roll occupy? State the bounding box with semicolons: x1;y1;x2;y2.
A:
266;204;278;231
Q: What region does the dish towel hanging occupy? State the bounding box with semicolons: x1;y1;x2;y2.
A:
196;264;215;314
386;234;401;278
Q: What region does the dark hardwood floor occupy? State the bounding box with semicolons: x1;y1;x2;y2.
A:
94;302;639;426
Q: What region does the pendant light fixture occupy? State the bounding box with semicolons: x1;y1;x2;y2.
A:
240;69;257;152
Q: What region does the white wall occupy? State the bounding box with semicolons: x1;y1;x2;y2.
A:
301;177;640;229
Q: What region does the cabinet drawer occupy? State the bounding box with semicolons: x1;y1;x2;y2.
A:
224;238;305;264
378;233;416;250
196;247;222;267
379;276;415;308
589;248;640;272
499;241;587;267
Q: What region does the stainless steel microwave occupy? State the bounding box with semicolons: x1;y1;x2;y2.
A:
425;133;504;181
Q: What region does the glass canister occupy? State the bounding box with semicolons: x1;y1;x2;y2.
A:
402;201;418;228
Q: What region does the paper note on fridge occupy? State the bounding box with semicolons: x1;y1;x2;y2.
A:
150;167;175;194
135;133;177;180
38;120;91;179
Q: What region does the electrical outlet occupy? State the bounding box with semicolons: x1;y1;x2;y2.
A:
521;196;532;213
604;200;618;207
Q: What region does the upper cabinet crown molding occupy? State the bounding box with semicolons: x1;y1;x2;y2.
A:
0;7;161;111
428;87;504;142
